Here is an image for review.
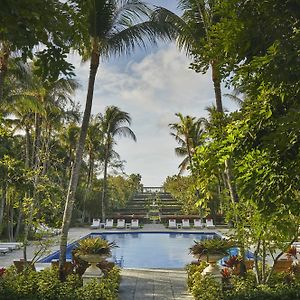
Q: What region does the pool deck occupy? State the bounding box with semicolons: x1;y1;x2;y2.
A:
0;224;231;299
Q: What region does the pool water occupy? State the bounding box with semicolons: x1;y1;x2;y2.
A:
40;232;218;269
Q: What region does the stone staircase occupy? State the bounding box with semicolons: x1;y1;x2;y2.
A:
113;189;183;221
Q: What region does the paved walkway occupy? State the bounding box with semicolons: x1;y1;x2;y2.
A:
119;269;193;300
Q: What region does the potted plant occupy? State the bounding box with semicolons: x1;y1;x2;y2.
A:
73;237;117;279
190;238;235;281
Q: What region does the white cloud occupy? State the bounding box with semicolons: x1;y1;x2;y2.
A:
69;43;219;186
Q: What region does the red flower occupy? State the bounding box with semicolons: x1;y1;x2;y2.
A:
286;246;297;259
221;267;231;278
224;255;240;268
0;267;6;277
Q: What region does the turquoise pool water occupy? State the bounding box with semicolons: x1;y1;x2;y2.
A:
40;232;218;269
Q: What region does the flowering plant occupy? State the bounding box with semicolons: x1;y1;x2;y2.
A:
0;267;6;277
286;246;297;259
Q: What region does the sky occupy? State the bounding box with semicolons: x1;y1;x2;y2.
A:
69;1;236;187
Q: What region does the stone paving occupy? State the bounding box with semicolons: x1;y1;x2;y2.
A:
119;269;193;300
0;227;92;268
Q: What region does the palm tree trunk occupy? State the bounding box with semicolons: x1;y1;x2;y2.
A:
59;49;100;279
25;127;31;169
82;156;94;223
42;125;51;176
31;113;41;166
8;204;14;242
15;205;23;240
0;183;6;229
211;61;223;113
23;113;42;260
101;147;109;222
211;61;240;214
0;42;10;102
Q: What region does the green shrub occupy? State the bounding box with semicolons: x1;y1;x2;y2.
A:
226;282;300;300
186;262;207;290
0;265;120;300
192;275;223;300
187;264;300;300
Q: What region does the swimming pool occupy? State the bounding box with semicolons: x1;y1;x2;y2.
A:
40;232;219;269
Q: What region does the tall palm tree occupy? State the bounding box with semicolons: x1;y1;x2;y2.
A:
59;0;175;274
153;0;223;112
169;113;204;174
154;1;240;210
98;106;136;222
81;115;104;222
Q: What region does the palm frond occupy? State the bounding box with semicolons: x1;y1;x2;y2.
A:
114;126;136;141
175;146;188;157
112;0;151;26
178;157;189;175
224;93;244;108
101;18;175;58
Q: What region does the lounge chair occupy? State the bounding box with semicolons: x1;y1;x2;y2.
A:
0;242;23;250
35;223;61;236
90;218;101;229
206;218;216;228
104;219;114;229
193;219;204;228
131;219;139;229
182;219;190;229
116;219;125;229
0;247;9;254
168;219;177;229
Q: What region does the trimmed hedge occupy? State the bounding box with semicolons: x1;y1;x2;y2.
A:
0;266;120;300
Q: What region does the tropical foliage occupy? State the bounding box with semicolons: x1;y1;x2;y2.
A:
0;266;120;300
74;237;117;256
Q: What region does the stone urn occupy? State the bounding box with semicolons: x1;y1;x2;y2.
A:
80;254;106;284
201;253;224;282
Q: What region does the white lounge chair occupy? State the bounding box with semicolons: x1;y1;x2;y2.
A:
104;219;114;229
35;223;61;235
90;218;101;229
193;219;204;228
182;219;190;229
168;219;177;229
131;219;139;229
116;219;125;229
0;247;9;254
0;242;22;250
206;218;216;228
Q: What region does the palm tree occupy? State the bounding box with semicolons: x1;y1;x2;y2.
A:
154;1;240;211
153;0;223;112
5;65;78;259
81;115;104;222
98;106;136;222
59;0;175;274
169;113;204;174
